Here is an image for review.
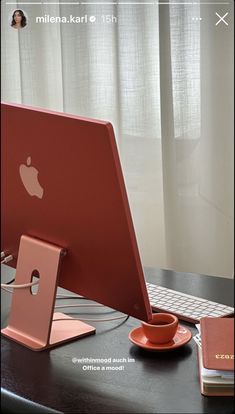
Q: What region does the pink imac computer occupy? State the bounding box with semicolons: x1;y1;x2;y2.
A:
1;102;152;351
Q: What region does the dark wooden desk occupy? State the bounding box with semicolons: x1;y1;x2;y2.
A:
1;266;234;413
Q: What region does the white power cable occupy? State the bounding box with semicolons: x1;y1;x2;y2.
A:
53;315;128;323
1;254;14;264
1;280;39;289
55;303;104;309
1;253;39;289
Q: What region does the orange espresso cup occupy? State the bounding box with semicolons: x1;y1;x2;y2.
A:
141;313;178;344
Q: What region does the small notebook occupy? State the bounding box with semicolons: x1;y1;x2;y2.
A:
200;317;234;371
197;317;234;396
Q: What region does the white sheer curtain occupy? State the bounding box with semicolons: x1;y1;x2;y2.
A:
1;1;234;277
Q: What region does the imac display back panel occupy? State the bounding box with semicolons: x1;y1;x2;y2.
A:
1;102;152;322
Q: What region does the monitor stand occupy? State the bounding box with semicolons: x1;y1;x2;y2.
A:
1;235;96;351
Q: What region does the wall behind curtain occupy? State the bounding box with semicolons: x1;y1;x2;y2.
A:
1;1;234;278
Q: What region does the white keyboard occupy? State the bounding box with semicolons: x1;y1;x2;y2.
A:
147;282;234;324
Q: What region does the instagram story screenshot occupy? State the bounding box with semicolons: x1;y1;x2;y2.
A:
1;1;234;413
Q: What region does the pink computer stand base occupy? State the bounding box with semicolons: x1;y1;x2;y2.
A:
1;235;96;351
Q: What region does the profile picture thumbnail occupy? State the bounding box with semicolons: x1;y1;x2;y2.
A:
11;9;27;29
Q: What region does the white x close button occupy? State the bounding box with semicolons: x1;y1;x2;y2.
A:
215;12;229;26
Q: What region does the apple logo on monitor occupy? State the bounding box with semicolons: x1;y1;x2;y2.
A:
19;156;44;199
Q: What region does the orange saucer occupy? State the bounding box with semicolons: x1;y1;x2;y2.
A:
129;325;192;351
